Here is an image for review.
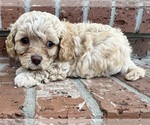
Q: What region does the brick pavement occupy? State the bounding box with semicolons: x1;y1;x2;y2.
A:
0;38;150;124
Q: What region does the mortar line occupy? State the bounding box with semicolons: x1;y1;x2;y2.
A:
82;0;90;22
134;2;144;33
109;0;116;27
55;0;60;17
71;79;103;124
24;0;31;12
23;87;36;125
111;76;150;105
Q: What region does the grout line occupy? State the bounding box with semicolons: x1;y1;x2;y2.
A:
0;15;2;31
55;0;60;17
82;0;90;22
71;79;103;124
111;76;150;105
134;2;144;33
109;0;116;27
22;87;36;125
24;0;31;12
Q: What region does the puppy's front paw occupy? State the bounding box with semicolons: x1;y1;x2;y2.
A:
16;67;28;75
125;68;145;81
14;73;41;88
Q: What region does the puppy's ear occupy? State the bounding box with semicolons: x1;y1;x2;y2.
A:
5;24;17;58
58;35;74;61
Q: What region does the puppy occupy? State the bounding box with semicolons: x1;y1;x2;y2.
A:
5;11;145;87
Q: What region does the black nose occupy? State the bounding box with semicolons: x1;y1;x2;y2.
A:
31;55;42;65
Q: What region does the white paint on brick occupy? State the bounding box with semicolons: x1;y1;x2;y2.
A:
24;0;31;12
134;2;144;33
82;0;90;22
77;101;86;111
37;79;81;98
55;0;60;17
109;0;116;27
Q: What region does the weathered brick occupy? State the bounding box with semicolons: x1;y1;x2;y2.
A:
139;7;150;33
1;7;24;30
81;77;150;119
36;79;92;119
89;0;111;24
116;0;139;7
116;74;150;97
103;119;146;125
0;84;25;119
30;0;55;14
60;0;82;22
1;0;24;30
114;7;137;32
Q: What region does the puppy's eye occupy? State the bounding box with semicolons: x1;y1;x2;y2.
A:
47;41;54;48
21;37;29;45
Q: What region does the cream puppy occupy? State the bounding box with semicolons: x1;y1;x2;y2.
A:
5;11;145;87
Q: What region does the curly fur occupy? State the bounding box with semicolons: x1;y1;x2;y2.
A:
5;11;145;87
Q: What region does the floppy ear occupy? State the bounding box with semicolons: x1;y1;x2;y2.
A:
5;24;17;58
58;34;74;62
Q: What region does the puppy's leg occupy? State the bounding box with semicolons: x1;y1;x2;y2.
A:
48;62;70;81
125;60;145;81
14;72;42;88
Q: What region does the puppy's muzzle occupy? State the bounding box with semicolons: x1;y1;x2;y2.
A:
31;55;43;65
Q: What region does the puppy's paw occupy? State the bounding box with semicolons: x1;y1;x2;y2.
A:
125;68;145;81
14;73;41;88
16;67;28;75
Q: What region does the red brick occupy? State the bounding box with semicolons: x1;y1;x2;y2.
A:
81;77;150;119
0;84;25;118
116;0;139;7
116;74;150;97
1;7;25;30
114;7;137;32
36;79;92;119
30;0;55;14
139;7;150;33
89;0;111;24
104;119;142;125
30;7;55;14
2;0;24;7
1;0;24;30
60;0;82;22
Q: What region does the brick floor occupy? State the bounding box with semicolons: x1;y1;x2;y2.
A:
0;56;25;119
36;80;92;119
0;41;150;124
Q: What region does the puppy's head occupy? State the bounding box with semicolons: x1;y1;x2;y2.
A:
5;11;64;70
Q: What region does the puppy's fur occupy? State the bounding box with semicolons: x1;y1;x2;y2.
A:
5;11;145;87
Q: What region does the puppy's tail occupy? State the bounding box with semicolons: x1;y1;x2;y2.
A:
125;60;145;81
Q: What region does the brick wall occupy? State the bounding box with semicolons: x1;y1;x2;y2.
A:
0;0;150;58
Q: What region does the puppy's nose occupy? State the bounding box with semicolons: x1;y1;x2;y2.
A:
31;55;42;65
